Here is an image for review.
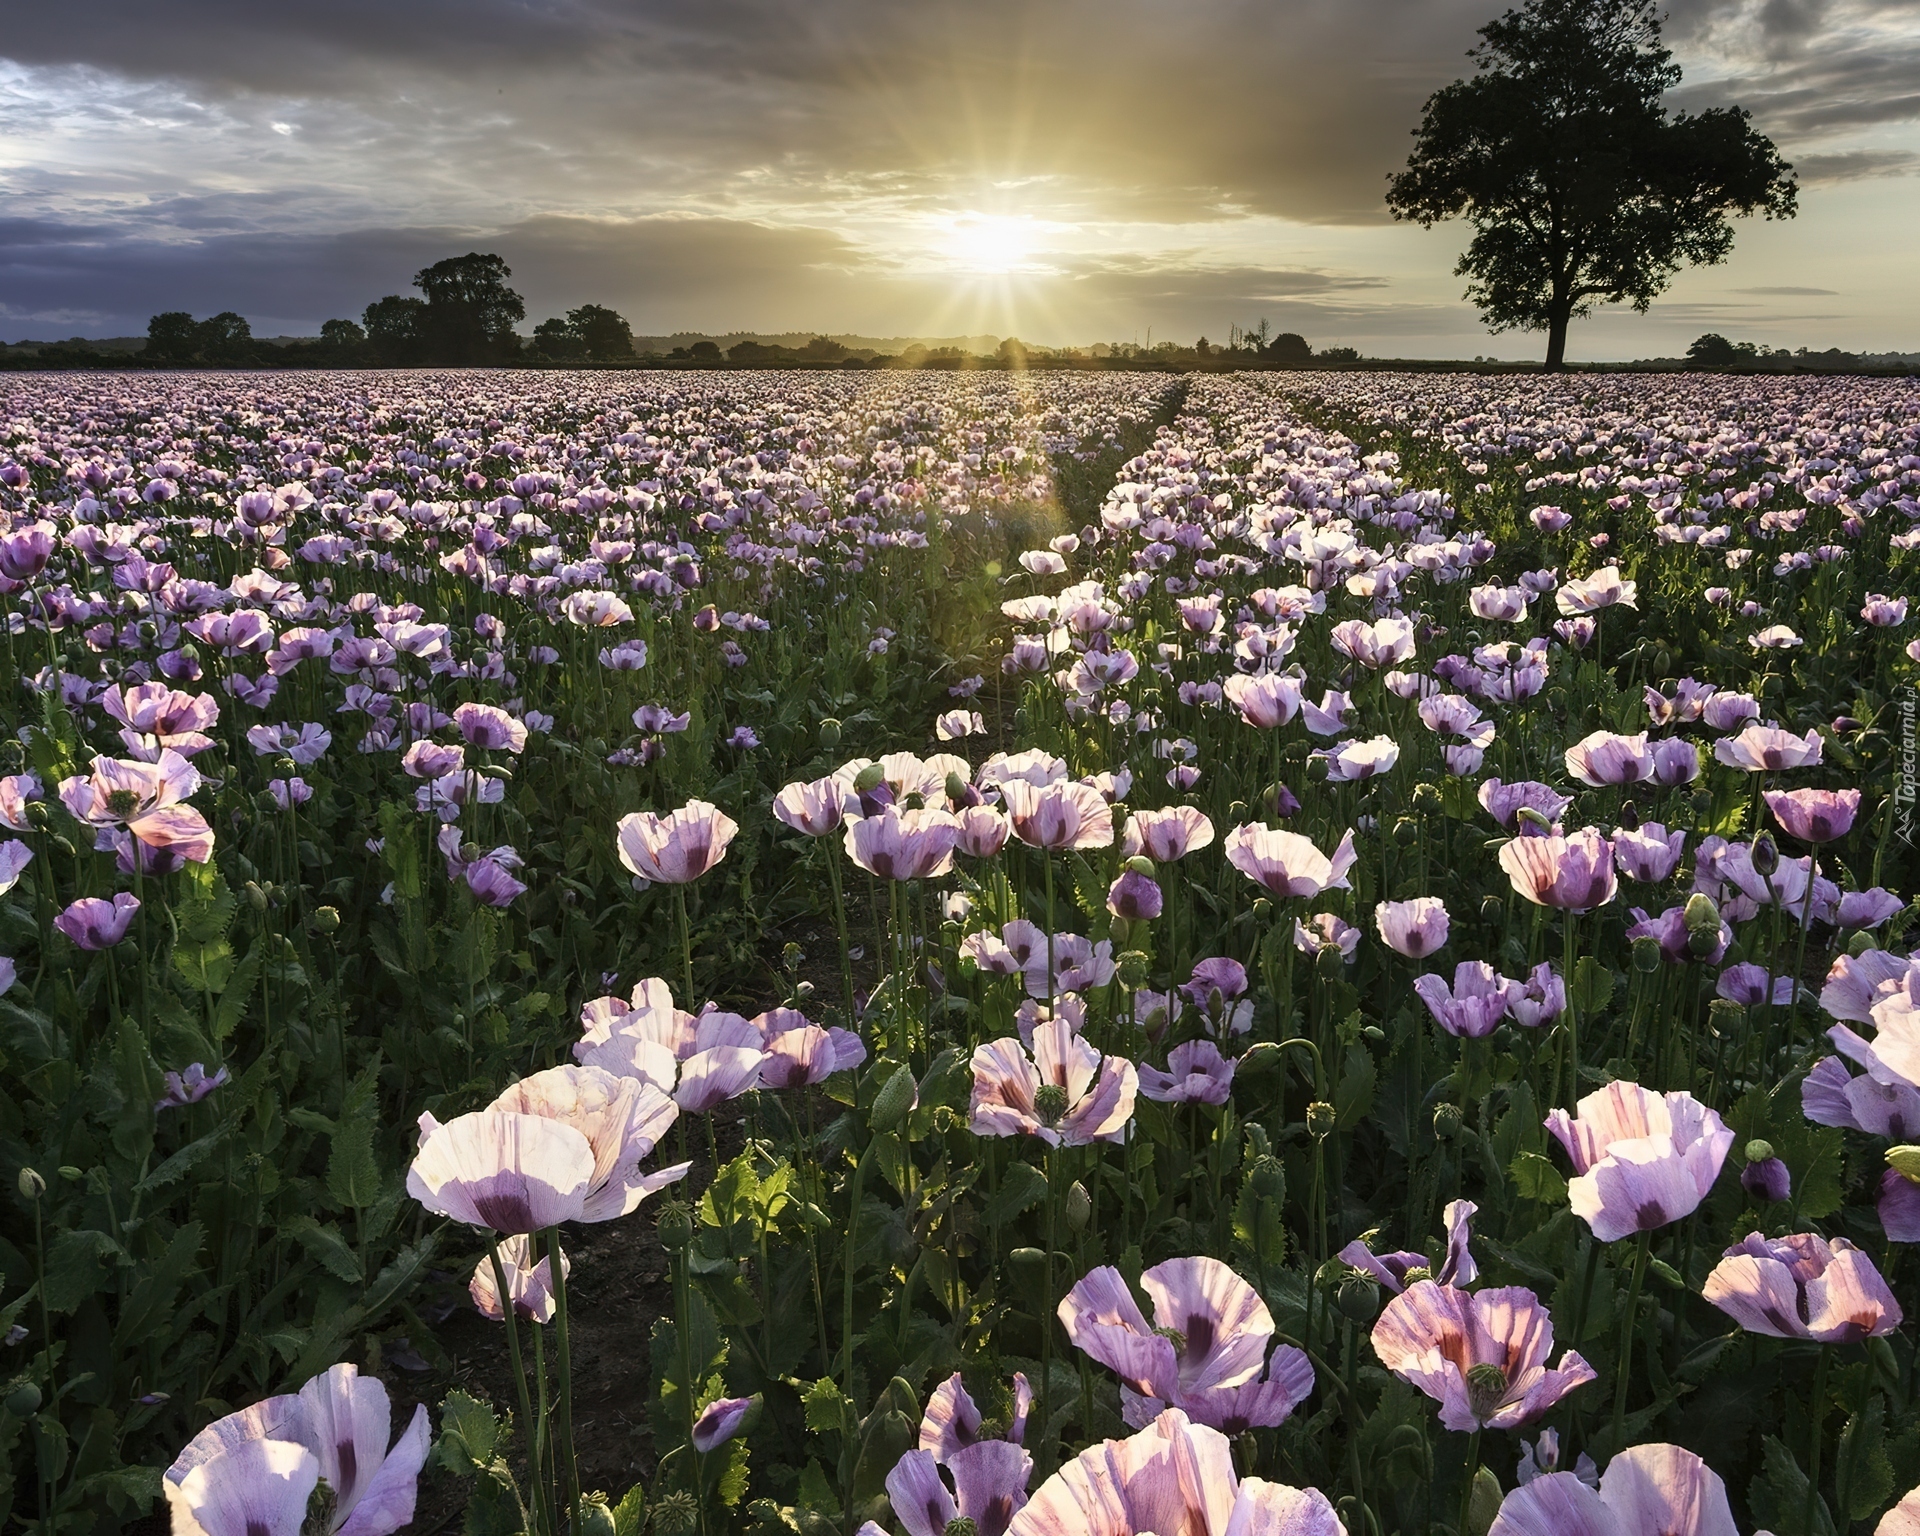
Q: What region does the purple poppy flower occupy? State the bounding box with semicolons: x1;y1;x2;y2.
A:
919;1372;1032;1462
1124;806;1216;862
1413;962;1514;1038
163;1362;429;1536
1765;787;1861;844
886;1442;1033;1536
1613;824;1686;883
1006;1408;1341;1536
691;1395;756;1453
1565;730;1655;787
1741;1152;1791;1203
1801;1036;1920;1138
1879;1170;1920;1243
1058;1257;1314;1432
465;851;528;907
617;800;739;885
1477;779;1573;831
1371;1281;1595;1432
1716;963;1791;1007
1702;1231;1902;1341
156;1062;230;1113
452;702;528;754
1107;870;1163;922
1340;1199;1478;1295
1837;888;1904;929
1500;828;1616;912
1137;1041;1236;1105
1223;824;1357;898
968;1019;1136;1147
469;1232;569;1323
1505;963;1566;1028
56;892;140;950
1626;905;1728;966
1546;1083;1733;1241
1294;913;1360;960
1513;1427;1596;1489
1375;897;1449;958
1489;1442;1737;1536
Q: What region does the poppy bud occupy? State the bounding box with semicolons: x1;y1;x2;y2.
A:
1683;891;1722;945
1108;915;1133;947
1750;833;1779;878
656;1201;694;1251
244;881;269;912
1849;929;1878;958
852;763;886;794
1617;800;1640;833
1306;1101;1337;1139
1065;1181;1091;1232
1433;1103;1464;1141
1270;784;1302;818
1515;806;1554;835
1335;1274;1380;1324
1741;1151;1790;1204
869;1064;917;1132
1125;855;1156;878
17;1167;45;1201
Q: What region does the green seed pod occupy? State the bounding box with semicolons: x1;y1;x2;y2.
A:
4;1382;42;1417
1315;943;1344;979
1334;1274;1380;1324
1433;1103;1464;1141
1392;816;1420;847
1306;1101;1337;1139
1117;950;1151;989
655;1200;695;1251
1480;894;1505;922
817;717;842;750
868;1064;917;1132
1410;782;1443;812
576;1495;618;1536
1631;935;1662;974
1617;799;1640;834
310;905;341;934
1248;1155;1285;1203
651;1490;700;1536
1744;1139;1775;1164
1706;998;1747;1040
1032;1084;1070;1128
1250;897;1272;921
944;771;970;806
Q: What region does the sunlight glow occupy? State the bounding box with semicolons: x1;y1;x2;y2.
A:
942;212;1041;275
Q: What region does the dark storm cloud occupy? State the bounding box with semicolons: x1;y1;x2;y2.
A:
0;213;862;335
1;0;1502;224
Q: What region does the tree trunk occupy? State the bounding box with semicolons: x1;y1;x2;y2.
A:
1543;307;1570;372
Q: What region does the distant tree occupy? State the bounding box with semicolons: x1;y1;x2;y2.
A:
144;312;202;363
411;253;525;365
567;304;635;360
727;341;781;363
688;341;722;361
198;312;254;365
1685;333;1741;365
803;336;849;362
1386;0;1796;370
532;317;587;361
363;296;428;366
1195;337;1212;357
996;337;1028;367
320;318;366;352
1319;346;1362;364
1264;332;1312;363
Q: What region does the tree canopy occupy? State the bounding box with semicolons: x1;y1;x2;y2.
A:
1386;0;1796;369
411;252;526;365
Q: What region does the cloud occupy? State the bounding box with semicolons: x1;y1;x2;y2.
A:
1733;284;1839;294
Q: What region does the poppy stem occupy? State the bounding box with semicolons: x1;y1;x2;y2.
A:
1804;1343;1832;1535
544;1226;581;1532
675;884;695;1012
1612;1230;1651;1443
487;1236;554;1536
1459;1428;1482;1536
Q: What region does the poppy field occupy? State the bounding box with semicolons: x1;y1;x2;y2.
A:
4;365;1920;1536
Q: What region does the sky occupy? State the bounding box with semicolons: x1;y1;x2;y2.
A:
0;0;1915;359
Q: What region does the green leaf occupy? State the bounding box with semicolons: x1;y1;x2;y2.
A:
1509;1151;1568;1205
981;1160;1048;1228
285;1216;363;1283
610;1483;648;1536
115;1221;204;1343
1750;1434;1838;1536
433;1388;502;1472
1571;956;1614;1016
43;1229;126;1314
795;1459;841;1519
800;1376;851;1437
137;1124;232;1196
1835;1397;1893;1521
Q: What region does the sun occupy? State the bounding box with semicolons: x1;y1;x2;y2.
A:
943;213;1039;275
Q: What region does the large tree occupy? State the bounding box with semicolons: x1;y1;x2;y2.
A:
1386;0;1796;370
411;252;525;365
